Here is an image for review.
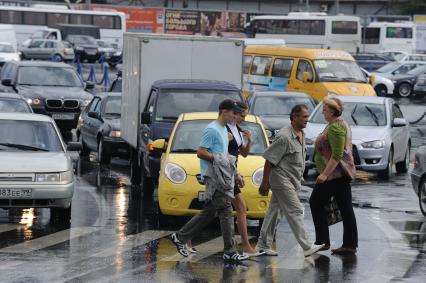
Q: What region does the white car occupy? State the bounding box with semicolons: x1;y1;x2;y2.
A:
361;68;394;97
0;113;81;222
305;96;411;179
0;42;20;66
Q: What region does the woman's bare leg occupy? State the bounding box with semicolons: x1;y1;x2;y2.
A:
232;193;256;253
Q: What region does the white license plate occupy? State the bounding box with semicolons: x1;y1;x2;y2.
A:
0;188;32;198
52;113;74;120
198;191;206;202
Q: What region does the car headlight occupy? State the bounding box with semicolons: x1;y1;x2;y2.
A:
265;130;273;139
109;130;121;138
12;57;20;61
252;167;264;186
165;163;187;184
26;98;41;105
35;171;73;183
113;51;122;56
305;138;314;145
361;140;385;149
60;171;74;183
81;99;91;107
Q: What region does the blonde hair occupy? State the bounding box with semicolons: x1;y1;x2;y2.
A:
323;97;344;117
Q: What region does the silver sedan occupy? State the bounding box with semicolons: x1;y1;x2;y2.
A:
305;96;411;179
411;146;426;216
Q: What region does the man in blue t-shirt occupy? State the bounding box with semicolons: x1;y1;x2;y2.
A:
171;99;249;262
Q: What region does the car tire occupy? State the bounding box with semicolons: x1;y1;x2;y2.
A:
395;143;410;174
97;137;111;165
419;178;426;217
78;133;90;157
397;82;413;97
50;204;72;224
53;54;63;62
378;148;393;180
374;84;388;97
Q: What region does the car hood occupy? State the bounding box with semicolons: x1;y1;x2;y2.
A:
16;85;93;100
166;154;264;177
305;123;388;143
321;82;376;96
258;115;290;130
0;152;71;172
103;116;120;131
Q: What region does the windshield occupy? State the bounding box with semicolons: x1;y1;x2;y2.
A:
252;96;315;116
376;62;399;73
407;65;426;76
0;120;63;152
0;44;14;53
313;60;366;83
155;90;241;121
0;99;31;113
110;79;122;92
68;35;97;45
310;102;387;127
18;66;83;87
97;40;111;48
103;96;121;115
171;120;267;155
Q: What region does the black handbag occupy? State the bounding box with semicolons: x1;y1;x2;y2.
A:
325;196;342;226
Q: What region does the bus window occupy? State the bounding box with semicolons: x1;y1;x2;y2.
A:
362;28;380;44
0;10;22;24
70;14;92;25
23;12;46;25
94;15;115;29
250;56;272;76
272;58;293;78
47;13;69;26
296;60;314;82
332;21;358;34
243;55;252;74
386;27;412;38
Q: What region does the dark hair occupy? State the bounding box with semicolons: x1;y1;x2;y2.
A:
235;101;248;110
290;104;309;121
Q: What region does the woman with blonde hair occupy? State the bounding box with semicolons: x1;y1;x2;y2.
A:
309;97;358;255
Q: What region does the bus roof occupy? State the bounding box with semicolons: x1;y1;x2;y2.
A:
244;46;355;61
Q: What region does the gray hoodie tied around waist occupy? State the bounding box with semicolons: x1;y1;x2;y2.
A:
204;153;237;200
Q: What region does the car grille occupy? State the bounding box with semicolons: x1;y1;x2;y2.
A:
46;99;80;109
0;174;34;182
352;145;361;166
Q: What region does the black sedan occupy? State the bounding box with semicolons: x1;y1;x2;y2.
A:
67;35;101;63
391;65;426;97
0;61;94;130
247;91;317;142
0;93;32;113
352;53;394;72
77;93;128;165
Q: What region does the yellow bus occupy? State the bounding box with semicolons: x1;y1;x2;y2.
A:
243;46;376;101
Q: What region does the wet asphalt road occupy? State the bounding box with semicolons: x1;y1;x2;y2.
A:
0;96;425;282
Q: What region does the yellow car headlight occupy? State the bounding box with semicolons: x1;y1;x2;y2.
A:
165;163;187;184
252;167;264;186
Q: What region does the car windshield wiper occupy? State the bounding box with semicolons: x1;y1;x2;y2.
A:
104;112;121;116
159;116;178;120
319;76;343;82
341;77;366;83
350;105;358;126
171;149;196;153
364;105;380;126
0;143;49;151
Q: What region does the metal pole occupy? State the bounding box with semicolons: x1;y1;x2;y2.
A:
335;0;340;14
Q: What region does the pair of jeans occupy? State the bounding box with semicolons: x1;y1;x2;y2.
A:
177;190;236;253
309;177;358;248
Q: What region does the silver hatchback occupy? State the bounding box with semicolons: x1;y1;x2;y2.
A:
305;96;411;179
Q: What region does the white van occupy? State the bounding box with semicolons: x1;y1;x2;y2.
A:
0;25;17;50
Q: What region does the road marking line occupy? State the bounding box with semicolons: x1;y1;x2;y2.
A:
0;224;23;233
0;227;99;254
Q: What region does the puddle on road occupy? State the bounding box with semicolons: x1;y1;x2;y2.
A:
389;220;426;250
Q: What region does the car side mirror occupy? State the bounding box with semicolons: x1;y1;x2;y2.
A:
2;79;13;86
150;139;167;152
67;142;83;151
88;111;100;119
85;81;95;90
303;72;310;83
141;112;152;124
369;74;376;86
392;118;407;127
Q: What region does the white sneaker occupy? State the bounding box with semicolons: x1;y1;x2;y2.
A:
243;250;266;257
185;244;197;254
304;244;325;257
257;248;278;256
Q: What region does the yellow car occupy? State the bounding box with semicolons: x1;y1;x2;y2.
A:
152;112;270;219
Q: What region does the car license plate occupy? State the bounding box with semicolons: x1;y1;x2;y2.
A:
198;191;206;202
0;188;32;198
52;113;74;120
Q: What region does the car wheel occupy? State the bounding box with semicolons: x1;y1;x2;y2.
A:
395;143;410;174
419;178;426;217
78;133;90;157
397;82;412;97
97;137;111;165
378;149;393;179
53;54;63;62
374;84;388;97
50;204;72;224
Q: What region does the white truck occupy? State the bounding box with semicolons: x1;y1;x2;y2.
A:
121;33;244;193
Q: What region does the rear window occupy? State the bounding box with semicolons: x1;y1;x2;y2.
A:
332;21;358;34
386;27;412;39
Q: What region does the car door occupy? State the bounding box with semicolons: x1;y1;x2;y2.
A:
288;59;317;99
391;103;409;162
26;40;44;59
42;41;55;59
88;98;104;149
81;97;101;150
269;57;294;91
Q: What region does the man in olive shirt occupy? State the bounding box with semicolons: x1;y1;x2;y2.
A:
257;105;324;257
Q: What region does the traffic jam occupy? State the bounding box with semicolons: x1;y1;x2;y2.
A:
0;4;426;282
